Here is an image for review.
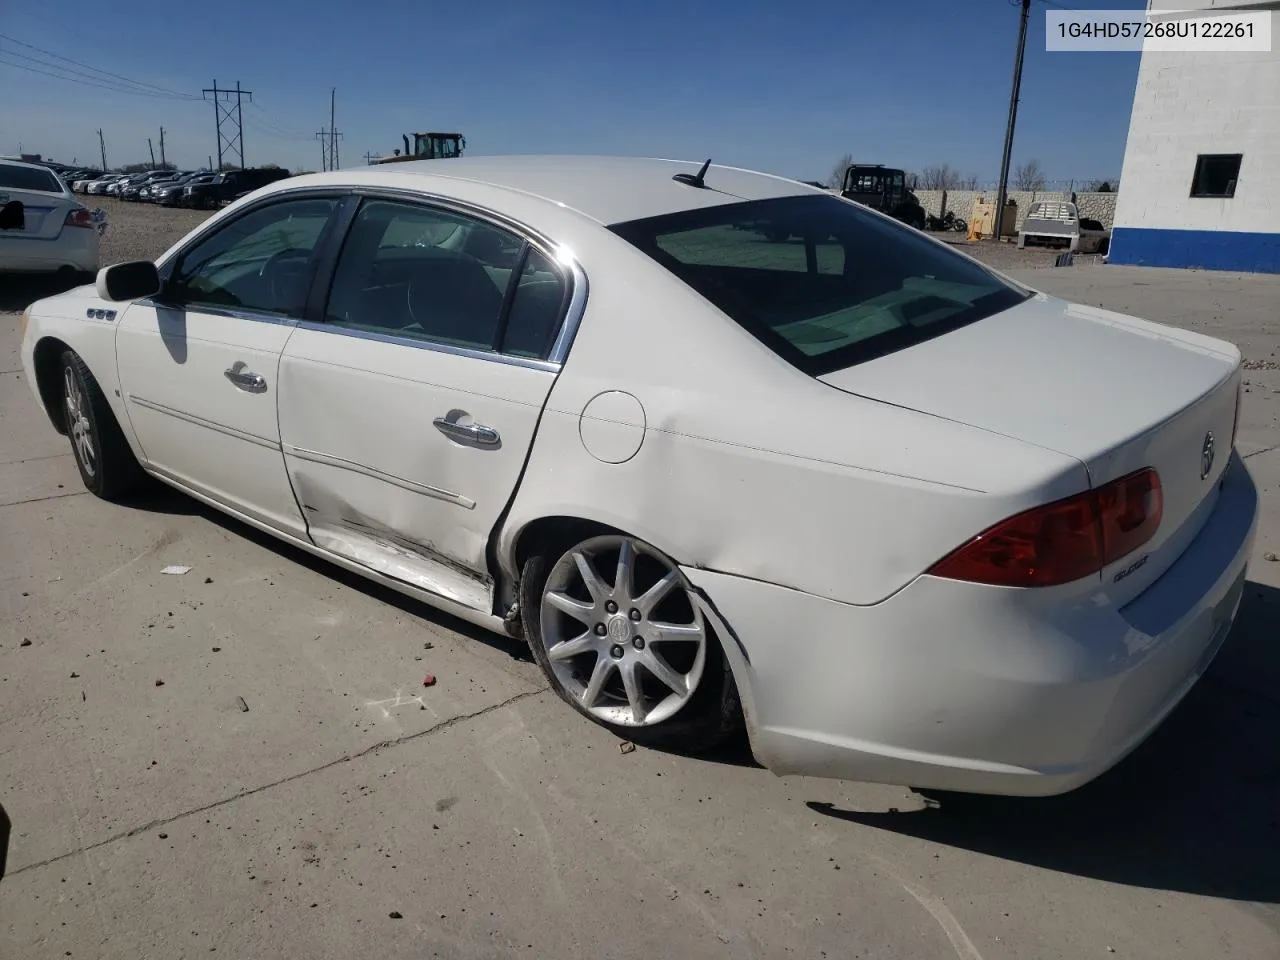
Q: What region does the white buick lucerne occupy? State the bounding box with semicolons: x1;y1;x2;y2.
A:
19;156;1258;796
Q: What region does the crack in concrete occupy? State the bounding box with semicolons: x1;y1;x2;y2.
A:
6;687;548;879
0;490;88;508
1;452;71;466
1243;444;1278;460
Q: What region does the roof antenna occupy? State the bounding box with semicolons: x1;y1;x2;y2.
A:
673;158;712;188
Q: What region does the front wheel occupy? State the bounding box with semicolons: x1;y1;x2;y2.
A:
60;350;145;500
521;533;741;752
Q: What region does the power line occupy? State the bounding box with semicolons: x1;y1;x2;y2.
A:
0;54;196;99
0;32;199;99
245;102;312;140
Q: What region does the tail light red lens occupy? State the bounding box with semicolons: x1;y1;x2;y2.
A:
929;468;1162;588
64;208;94;229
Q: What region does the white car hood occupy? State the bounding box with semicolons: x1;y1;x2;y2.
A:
818;293;1239;468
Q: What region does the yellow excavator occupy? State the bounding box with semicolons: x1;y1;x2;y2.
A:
369;132;466;165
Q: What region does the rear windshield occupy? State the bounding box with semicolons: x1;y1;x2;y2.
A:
0;164;63;194
610;194;1029;376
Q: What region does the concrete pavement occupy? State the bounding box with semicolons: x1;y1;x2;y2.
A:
2;265;1278;959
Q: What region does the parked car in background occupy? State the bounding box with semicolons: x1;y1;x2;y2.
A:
86;175;127;196
106;175;142;196
138;173;189;202
182;167;292;209
1017;200;1111;254
0;158;99;277
17;156;1256;798
153;172;213;206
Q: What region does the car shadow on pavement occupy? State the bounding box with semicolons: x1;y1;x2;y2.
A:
120;483;534;663
809;579;1280;904
0;274;89;313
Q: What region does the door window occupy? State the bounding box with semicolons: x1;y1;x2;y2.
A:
167;197;339;317
324;199;567;358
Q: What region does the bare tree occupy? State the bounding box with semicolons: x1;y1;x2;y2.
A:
961;173;979;190
1085;178;1116;192
919;164;954;190
824;153;854;189
1013;159;1046;191
904;170;920;190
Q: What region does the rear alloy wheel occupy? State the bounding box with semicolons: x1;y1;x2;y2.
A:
522;533;740;751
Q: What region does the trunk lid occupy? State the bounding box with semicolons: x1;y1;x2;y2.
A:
0;186;72;240
820;294;1242;604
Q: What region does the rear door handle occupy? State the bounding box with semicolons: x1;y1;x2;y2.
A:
224;361;267;393
433;415;500;447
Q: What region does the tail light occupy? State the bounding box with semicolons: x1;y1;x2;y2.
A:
64;208;94;229
929;468;1162;588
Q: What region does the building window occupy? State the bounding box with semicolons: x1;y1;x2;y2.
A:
1190;154;1242;198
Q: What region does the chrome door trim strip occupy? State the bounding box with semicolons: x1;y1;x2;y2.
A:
126;395;280;450
291;321;561;373
282;443;477;510
134;300;302;327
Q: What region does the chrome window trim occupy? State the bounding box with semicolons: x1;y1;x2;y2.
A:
135;300;301;327
293;320;560;372
127;395;280;450
283;443;476;510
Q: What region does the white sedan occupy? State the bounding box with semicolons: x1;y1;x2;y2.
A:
19;156;1258;796
1;159;100;277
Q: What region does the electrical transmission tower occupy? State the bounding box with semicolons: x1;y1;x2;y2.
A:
202;79;253;170
313;89;343;171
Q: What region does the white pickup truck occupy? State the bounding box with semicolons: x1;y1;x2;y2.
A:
1017;200;1110;254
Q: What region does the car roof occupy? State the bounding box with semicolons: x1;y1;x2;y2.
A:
289;155;818;226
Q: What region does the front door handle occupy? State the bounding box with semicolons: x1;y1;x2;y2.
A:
433;414;500;448
224;361;267;394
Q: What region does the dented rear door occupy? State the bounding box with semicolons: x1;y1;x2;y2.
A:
276;195;572;613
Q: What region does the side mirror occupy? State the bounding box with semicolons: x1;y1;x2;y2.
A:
96;260;161;302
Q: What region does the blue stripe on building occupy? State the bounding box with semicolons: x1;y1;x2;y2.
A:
1108;228;1280;274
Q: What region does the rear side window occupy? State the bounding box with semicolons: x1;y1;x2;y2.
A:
0;164;62;193
610;195;1029;376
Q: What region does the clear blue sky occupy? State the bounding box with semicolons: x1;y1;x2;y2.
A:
0;0;1145;182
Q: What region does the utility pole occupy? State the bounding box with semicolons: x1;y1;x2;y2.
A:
315;128;329;171
993;0;1031;241
97;128;107;171
159;127;166;169
148;137;156;168
363;150;378;165
202;79;253;170
330;88;338;170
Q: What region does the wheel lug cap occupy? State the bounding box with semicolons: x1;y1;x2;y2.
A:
629;609;641;621
632;636;645;650
610;644;624;659
594;624;606;636
605;600;618;614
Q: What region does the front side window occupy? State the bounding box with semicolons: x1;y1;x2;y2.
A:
610;194;1029;376
167;197;338;316
324;199;567;357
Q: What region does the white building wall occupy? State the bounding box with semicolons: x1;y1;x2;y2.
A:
1113;48;1280;233
1110;3;1279;271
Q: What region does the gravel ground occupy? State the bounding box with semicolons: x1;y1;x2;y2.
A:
92;196;214;264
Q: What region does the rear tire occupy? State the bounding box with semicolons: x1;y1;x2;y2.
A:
520;533;741;753
60;350;145;501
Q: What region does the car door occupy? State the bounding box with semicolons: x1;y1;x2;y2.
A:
115;193;343;536
276;195;575;611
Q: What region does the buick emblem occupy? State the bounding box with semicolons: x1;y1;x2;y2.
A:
1200;431;1215;480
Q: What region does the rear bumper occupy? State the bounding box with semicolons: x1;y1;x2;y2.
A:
0;229;99;273
684;451;1258;796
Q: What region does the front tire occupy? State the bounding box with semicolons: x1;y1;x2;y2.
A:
60;350;145;500
520;533;740;752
